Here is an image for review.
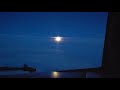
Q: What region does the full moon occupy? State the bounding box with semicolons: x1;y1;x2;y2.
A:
54;36;63;43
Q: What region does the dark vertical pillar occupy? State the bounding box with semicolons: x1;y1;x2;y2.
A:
102;12;120;75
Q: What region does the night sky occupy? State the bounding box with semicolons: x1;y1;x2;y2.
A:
0;12;108;72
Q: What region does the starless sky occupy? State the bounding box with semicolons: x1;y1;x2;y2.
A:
0;12;108;72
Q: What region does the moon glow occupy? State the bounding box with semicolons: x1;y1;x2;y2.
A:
53;36;63;43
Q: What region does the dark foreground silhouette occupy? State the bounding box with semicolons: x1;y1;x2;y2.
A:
0;67;103;78
0;64;36;72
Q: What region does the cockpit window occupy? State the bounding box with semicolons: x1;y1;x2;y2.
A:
0;12;108;73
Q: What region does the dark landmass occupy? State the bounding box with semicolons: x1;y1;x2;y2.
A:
0;64;36;72
58;67;103;73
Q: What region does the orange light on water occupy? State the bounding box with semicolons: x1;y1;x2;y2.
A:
52;71;60;78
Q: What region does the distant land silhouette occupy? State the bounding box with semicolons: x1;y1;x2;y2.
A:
58;67;102;73
0;64;36;72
